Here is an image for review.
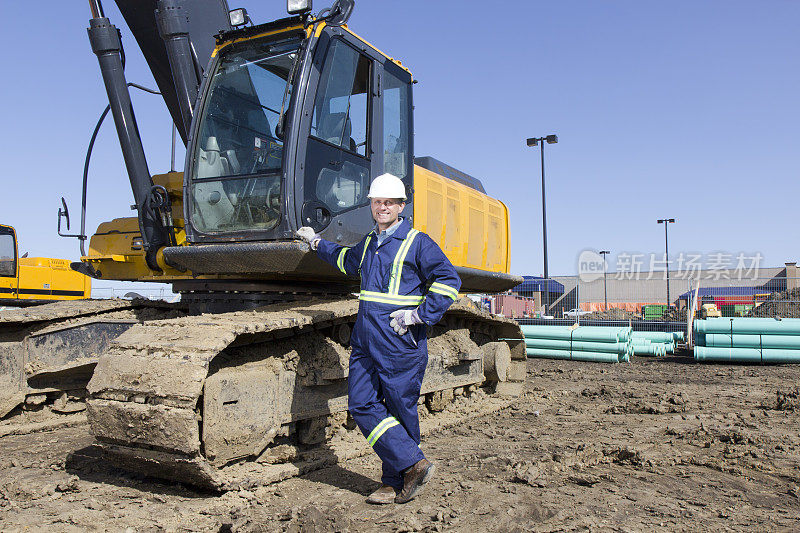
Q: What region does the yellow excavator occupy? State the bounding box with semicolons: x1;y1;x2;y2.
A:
0;0;526;489
0;224;90;306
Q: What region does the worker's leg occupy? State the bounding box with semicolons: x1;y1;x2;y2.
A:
379;339;429;484
383;350;427;444
348;347;425;490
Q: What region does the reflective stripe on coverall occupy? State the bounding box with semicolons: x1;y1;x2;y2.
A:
316;218;461;489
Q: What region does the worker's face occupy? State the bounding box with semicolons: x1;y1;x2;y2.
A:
371;197;405;228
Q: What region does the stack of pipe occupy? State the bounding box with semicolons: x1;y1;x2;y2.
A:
521;325;631;363
629;331;684;357
694;318;800;363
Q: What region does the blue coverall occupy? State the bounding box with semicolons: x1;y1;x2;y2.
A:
316;218;461;489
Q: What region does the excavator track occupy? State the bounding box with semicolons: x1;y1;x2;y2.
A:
0;299;188;419
86;297;525;491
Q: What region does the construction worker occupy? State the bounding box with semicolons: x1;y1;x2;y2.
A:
296;173;461;504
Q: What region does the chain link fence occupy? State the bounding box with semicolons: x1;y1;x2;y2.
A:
476;265;800;336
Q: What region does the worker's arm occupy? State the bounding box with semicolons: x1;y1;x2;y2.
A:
314;236;368;278
414;233;462;325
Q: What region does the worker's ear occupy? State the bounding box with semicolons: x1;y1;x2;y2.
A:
398;201;406;214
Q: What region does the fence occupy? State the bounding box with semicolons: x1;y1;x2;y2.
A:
479;268;800;335
576;274;800;319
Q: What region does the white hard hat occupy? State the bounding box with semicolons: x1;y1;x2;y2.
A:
367;173;407;200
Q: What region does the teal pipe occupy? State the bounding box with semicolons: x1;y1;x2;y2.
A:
694;346;800;363
631;343;665;357
631;332;670;342
694;318;800;335
525;347;625;363
631;331;679;343
629;336;673;355
521;325;631;343
524;338;628;353
702;333;800;350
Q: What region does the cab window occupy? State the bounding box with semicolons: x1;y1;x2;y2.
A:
382;69;411;182
310;40;370;158
303;39;373;221
0;232;16;277
188;38;301;235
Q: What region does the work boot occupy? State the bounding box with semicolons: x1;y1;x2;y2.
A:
366;484;397;505
395;459;435;504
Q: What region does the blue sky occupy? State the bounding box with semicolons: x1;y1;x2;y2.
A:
1;0;798;289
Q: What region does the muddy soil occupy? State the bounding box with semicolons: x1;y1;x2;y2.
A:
1;357;798;532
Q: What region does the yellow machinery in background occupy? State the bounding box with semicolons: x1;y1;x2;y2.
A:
0;225;90;306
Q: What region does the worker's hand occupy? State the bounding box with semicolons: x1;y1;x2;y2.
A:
296;226;320;250
389;308;423;336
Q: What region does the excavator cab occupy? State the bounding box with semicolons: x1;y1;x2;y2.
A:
0;226;18;285
185;18;413;250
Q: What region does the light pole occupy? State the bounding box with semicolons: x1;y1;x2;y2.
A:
599;250;610;311
657;218;675;306
527;134;558;314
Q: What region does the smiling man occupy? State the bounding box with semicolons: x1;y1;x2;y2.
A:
296;173;461;504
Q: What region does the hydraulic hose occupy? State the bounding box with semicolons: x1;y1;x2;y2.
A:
76;83;160;259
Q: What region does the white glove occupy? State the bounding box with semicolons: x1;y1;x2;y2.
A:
296;226;320;250
389;308;423;336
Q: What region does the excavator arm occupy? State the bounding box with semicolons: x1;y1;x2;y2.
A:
80;0;232;268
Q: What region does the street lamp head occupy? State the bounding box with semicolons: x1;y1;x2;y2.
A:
526;137;539;147
545;134;558;144
657;218;676;224
599;250;610;255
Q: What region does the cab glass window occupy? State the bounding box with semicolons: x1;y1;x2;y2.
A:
382;69;411;181
0;233;16;277
194;39;299;179
310;40;370;157
189;38;300;234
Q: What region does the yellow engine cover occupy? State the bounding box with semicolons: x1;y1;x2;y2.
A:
412;164;510;274
16;257;91;301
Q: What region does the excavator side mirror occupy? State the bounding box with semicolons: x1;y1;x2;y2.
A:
320;0;354;26
58;197;71;234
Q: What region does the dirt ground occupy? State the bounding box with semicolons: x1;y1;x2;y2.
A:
1;357;799;532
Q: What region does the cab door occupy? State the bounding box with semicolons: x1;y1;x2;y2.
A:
295;29;414;246
297;31;381;245
0;226;19;300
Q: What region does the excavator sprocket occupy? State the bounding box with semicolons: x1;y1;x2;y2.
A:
86;297;525;490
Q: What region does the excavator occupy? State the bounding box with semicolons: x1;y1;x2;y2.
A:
0;0;526;490
0;224;91;307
